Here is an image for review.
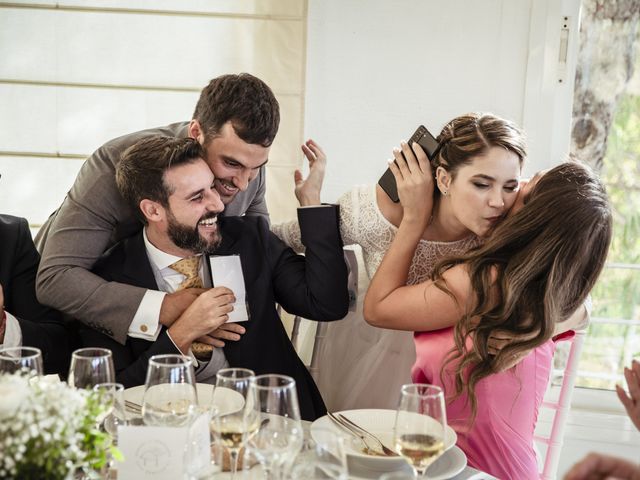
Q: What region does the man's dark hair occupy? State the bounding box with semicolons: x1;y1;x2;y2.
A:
192;73;280;147
116;136;205;224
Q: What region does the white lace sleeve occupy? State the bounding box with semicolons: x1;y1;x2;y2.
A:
272;187;365;253
337;188;361;246
271;219;305;253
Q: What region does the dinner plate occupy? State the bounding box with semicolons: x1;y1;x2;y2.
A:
347;446;467;480
123;383;244;416
310;409;457;472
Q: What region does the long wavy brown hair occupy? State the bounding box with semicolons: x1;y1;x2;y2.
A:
432;161;612;418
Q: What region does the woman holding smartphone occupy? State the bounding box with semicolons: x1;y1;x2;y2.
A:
362;150;611;478
273;112;526;411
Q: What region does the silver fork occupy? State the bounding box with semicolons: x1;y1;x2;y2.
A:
337;413;398;456
327;412;396;457
124;400;142;415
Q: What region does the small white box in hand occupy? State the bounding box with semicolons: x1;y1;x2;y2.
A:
207;255;249;322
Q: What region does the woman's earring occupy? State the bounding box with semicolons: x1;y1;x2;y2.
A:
442;190;448;196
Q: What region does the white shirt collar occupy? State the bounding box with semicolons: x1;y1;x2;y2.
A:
142;228;199;271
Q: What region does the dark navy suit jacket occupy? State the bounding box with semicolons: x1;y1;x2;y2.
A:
78;207;349;420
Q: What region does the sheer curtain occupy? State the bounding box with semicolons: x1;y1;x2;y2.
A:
0;0;308;226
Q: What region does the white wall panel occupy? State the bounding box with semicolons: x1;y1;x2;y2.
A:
0;156;83;224
0;8;304;92
304;0;580;205
5;0;305;17
0;84;197;154
0;2;307;224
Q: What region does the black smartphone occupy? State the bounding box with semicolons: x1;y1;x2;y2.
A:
378;125;439;203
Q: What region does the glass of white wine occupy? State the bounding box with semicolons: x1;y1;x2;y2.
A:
209;367;255;479
393;384;447;478
142;354;197;427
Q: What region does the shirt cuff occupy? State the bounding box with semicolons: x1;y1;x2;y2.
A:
128;290;164;341
165;330;200;369
298;204;332;209
2;312;23;348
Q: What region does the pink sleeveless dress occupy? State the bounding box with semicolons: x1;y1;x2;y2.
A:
412;327;556;479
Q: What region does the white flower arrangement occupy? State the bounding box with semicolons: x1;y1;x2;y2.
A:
0;372;117;480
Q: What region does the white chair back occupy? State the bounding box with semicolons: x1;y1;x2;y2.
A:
535;329;586;479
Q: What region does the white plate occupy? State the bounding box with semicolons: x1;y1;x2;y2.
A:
428;446;467;480
347;446;467;480
310;409;457;473
124;383;244;416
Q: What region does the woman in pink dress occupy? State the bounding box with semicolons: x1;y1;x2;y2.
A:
364;153;612;479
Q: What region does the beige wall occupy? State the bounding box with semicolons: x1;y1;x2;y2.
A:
0;0;308;225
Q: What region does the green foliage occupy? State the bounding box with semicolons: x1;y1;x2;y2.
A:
580;93;640;389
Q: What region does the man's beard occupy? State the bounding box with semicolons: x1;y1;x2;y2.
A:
166;210;222;254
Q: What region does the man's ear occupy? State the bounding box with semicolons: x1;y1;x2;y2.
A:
188;120;204;143
139;199;165;224
435;166;452;194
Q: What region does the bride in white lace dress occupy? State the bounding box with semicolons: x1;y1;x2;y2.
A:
273;113;526;411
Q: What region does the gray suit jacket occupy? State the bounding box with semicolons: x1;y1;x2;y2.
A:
35;122;268;343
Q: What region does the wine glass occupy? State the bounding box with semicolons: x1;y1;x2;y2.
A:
393;384;447;478
93;382;127;440
290;427;348;479
68;347;115;389
142;354;197;427
245;374;304;480
0;346;43;376
209;367;255;478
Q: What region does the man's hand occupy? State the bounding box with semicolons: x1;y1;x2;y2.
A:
564;452;640;480
195;323;246;348
617;359;640;431
159;287;207;327
168;287;235;353
294;139;326;206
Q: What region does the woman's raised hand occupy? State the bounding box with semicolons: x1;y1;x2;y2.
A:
387;141;434;227
294;139;326;206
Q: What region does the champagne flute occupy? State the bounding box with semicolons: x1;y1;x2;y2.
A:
0;346;43;376
93;382;127;440
68;347;115;389
246;374;304;480
209;367;255;478
393;384;447;478
142;354;197;427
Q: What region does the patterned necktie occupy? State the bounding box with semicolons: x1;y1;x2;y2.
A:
169;256;203;290
169;255;212;361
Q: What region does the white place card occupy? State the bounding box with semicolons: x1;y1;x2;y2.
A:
116;413;210;480
208;255;249;322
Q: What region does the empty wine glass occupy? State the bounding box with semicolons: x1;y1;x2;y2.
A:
142;354;197;427
246;374;304;480
290;427;348;479
68;347;115;389
209;367;255;479
393;384;447;478
93;382;127;440
0;346;43;376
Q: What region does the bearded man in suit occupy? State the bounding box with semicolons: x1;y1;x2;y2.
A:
36;73;280;349
77;136;348;420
